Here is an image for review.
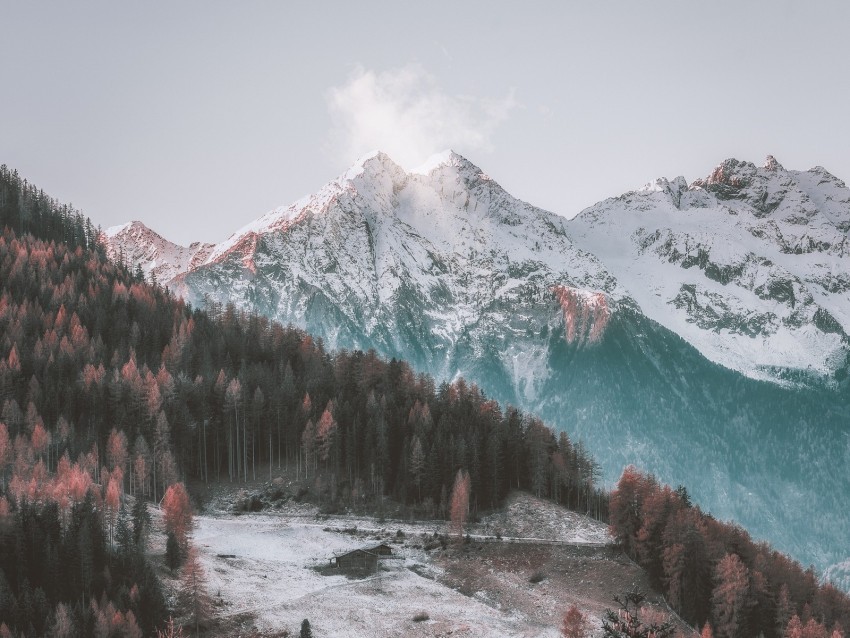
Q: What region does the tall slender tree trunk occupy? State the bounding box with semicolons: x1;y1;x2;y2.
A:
233;407;242;478
203;419;208;484
243;413;247;482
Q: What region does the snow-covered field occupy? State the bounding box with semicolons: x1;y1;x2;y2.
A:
186;492;614;637
194;515;538;636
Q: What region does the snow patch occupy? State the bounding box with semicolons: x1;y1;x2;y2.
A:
410;149;458;175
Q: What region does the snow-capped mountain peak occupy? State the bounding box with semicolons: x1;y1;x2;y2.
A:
103;220;214;284
571;156;850;382
763;154;784;171
342;149;407;182
411;149;490;180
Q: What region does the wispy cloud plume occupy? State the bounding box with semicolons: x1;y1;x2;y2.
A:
326;65;516;169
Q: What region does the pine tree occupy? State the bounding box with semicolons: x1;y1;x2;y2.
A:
601;591;673;638
156;617;186;638
409;436;425;503
449;469;470;539
712;554;751;638
116;504;134;556
562;604;589;638
132;495;151;550
166;532;182;571
162;482;192;551
178;546;212;637
300;618;313;638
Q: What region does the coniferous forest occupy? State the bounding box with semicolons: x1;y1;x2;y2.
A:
609;467;850;638
2;165;850;636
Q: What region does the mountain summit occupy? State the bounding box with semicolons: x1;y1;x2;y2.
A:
103;152;850;576
143;150;617;388
572;155;850;382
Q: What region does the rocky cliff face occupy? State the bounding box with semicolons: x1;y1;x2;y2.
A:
163;150;622;395
104;221;214;285
570;155;850;383
102;151;850;581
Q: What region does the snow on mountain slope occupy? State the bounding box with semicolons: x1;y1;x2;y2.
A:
167;150;620;396
105;153;850;385
104;221;214;285
569;156;850;382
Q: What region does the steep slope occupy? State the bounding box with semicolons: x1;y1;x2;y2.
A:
569;156;850;382
102;152;850;578
171;150;620;387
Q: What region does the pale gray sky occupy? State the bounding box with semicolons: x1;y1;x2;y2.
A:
3;1;849;245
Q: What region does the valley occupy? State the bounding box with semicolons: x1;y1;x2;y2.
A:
153;488;678;638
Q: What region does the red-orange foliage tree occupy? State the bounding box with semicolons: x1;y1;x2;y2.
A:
316;401;337;466
562;604;589;638
162;482;193;550
450;469;470;539
51;603;74;638
712;553;751;638
0;422;9;487
609;465;652;557
107;428;129;476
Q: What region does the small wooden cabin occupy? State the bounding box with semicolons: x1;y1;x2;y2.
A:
331;548;379;573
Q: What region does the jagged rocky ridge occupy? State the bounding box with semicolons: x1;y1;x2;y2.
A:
104;151;850;580
570;155;850;382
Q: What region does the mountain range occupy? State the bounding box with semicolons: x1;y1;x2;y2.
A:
104;150;850;580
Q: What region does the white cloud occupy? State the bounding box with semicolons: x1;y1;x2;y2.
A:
326;65;516;170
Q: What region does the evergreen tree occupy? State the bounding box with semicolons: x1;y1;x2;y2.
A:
178;546;211;637
165;532;182;571
601;591;673;638
131;496;151;550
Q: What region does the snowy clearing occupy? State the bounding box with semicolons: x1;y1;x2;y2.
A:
160;492;689;637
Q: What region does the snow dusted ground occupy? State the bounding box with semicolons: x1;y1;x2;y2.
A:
477;492;610;545
193;514;554;637
185;492;614;637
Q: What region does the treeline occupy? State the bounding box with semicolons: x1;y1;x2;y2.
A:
609;467;850;638
0;165;100;254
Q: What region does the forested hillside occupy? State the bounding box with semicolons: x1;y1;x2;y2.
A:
0;167;167;635
609;467;850;638
0;165;604;635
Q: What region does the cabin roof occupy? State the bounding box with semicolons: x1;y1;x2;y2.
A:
333;548;379;558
